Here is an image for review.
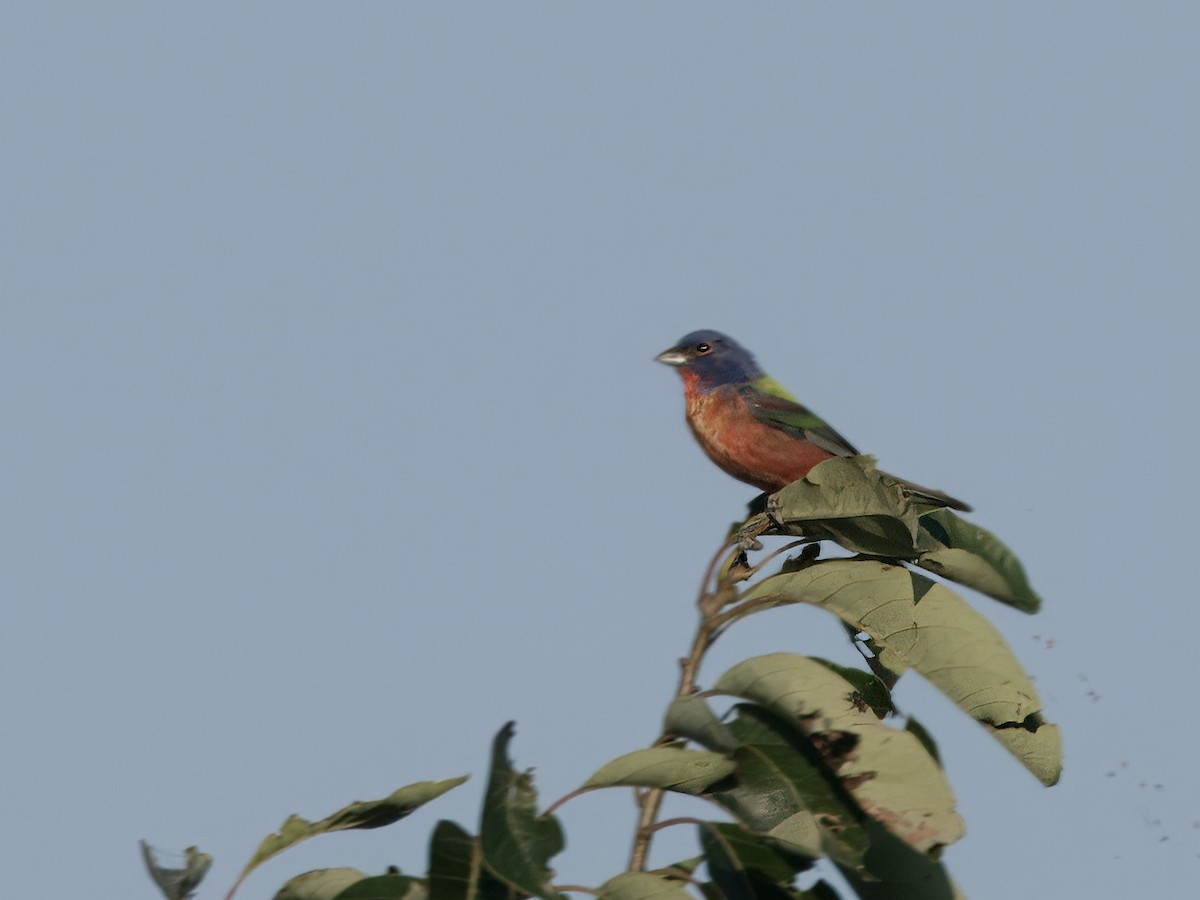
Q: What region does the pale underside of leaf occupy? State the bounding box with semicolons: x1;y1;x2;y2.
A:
584;746;736;794
716;653;963;854
743;560;1061;785
767;457;1044;614
235;777;469;891
272;867;367;900
915;508;1042;612
597;872;692;900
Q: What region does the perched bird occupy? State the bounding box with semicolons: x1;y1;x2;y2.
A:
656;330;971;512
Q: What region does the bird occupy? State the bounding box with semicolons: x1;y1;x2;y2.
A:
655;329;971;512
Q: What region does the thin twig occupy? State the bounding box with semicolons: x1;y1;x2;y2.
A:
628;616;717;871
628;528;744;871
628;513;809;871
699;532;737;601
646;815;707;833
542;786;591;819
711;592;777;627
743;539;809;579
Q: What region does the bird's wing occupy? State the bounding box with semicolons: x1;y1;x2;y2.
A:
742;377;861;458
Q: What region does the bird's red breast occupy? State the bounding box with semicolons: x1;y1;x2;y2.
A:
682;375;836;493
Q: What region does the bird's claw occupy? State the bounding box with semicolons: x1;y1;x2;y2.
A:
734;521;764;553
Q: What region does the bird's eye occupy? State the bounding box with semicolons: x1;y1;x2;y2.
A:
696;342;712;354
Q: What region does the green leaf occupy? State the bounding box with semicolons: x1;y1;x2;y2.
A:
663;694;739;753
231;777;468;897
903;716;942;767
743;560;1062;785
797;883;842;900
768;457;921;558
597;872;692;900
765;457;1045;615
916;508;1042;612
838;622;904;691
835;821;965;900
427;821;517;900
700;823;801;900
583;746;736;794
428;821;479;900
273;869;369;900
807;657;894;719
479;723;565;900
332;874;426;900
717;655;962;854
140;842;212;900
654;856;703;877
717;705;866;867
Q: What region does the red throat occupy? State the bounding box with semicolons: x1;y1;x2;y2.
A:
679;368;704;400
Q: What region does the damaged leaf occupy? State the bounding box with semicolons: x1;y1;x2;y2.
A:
742;560;1061;785
716;654;962;854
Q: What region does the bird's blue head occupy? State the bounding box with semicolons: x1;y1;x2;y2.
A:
655;330;763;390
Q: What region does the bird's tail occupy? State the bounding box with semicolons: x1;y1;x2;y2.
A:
881;472;973;513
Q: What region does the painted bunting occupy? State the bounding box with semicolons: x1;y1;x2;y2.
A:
656;330;971;512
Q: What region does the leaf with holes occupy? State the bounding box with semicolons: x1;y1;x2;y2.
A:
716;655;962;854
715;704;868;867
742;559;1061;785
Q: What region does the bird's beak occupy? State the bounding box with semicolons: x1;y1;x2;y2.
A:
655;346;689;367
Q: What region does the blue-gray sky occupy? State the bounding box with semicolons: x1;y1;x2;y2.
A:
3;4;1197;898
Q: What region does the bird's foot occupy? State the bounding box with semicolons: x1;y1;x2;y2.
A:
734;515;768;553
